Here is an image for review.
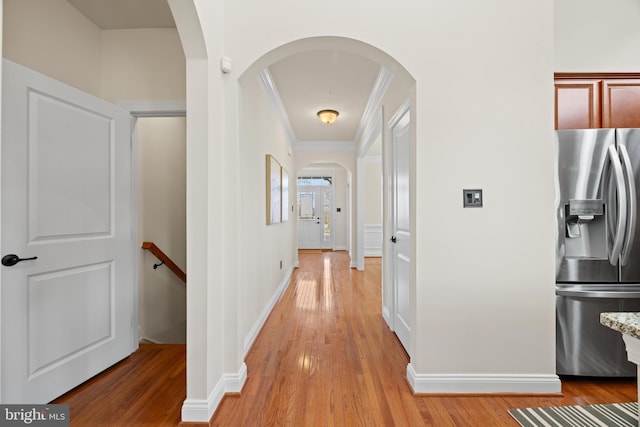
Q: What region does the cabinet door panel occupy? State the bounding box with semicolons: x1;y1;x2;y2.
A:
602;80;640;128
555;80;601;129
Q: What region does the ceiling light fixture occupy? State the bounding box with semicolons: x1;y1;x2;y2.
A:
317;109;339;124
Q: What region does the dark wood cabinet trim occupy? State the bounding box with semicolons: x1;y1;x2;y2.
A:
555;72;640;80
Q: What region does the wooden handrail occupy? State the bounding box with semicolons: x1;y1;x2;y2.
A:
141;241;186;283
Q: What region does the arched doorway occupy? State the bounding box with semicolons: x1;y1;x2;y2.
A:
236;34;416;376
297;163;351;252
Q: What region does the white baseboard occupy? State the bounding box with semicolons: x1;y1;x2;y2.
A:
382;306;391;329
406;364;561;394
182;260;296;423
181;363;247;422
243;264;295;357
138;336;162;344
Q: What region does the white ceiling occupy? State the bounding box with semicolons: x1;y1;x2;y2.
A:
269;50;381;143
66;0;383;147
66;0;175;29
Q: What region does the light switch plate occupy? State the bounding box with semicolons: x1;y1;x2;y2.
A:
463;189;483;208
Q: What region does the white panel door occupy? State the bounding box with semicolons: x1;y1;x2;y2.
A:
297;186;334;250
1;59;134;403
297;190;323;249
391;108;411;354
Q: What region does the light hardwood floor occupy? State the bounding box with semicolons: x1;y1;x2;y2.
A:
54;251;637;426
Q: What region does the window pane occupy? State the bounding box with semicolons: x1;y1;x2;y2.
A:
298;191;315;219
323;189;331;242
298;176;332;186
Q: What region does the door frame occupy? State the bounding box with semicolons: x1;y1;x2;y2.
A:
386;99;411;345
296;187;325;249
0;65;188;402
118;101;187;350
296;173;336;250
0;98;188;383
0;0;195;409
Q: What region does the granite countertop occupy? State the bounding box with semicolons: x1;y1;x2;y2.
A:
600;312;640;339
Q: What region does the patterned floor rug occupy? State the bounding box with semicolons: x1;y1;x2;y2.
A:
508;401;637;426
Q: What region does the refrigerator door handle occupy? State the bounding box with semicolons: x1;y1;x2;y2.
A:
607;145;627;266
556;288;640;298
620;144;637;266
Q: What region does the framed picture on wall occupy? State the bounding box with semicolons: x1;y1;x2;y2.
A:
266;154;282;224
281;167;289;222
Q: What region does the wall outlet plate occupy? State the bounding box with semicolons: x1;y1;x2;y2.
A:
463;189;483;208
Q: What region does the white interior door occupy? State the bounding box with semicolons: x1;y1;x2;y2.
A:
391;107;411;354
297;189;324;249
297;182;335;250
1;59;134;403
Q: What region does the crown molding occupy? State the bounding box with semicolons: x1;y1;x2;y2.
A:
257;68;297;147
388;98;411;128
358;109;383;158
353;66;393;145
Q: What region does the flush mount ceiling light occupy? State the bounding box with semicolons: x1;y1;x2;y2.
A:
317;109;339;124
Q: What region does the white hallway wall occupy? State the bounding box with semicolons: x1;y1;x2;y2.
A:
363;155;382;256
0;0;570;421
3;0;102;96
237;69;296;358
555;0;640;72
2;0;187;343
8;0;640;420
364;156;382;225
177;1;557;419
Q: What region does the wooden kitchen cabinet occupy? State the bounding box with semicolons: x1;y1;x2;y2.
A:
602;80;640;128
555;79;600;130
554;74;640;129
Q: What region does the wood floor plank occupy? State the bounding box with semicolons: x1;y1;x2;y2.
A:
210;251;637;426
53;251;637;426
52;343;185;426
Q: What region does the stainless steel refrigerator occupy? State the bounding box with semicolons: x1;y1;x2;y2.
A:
556;128;640;377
